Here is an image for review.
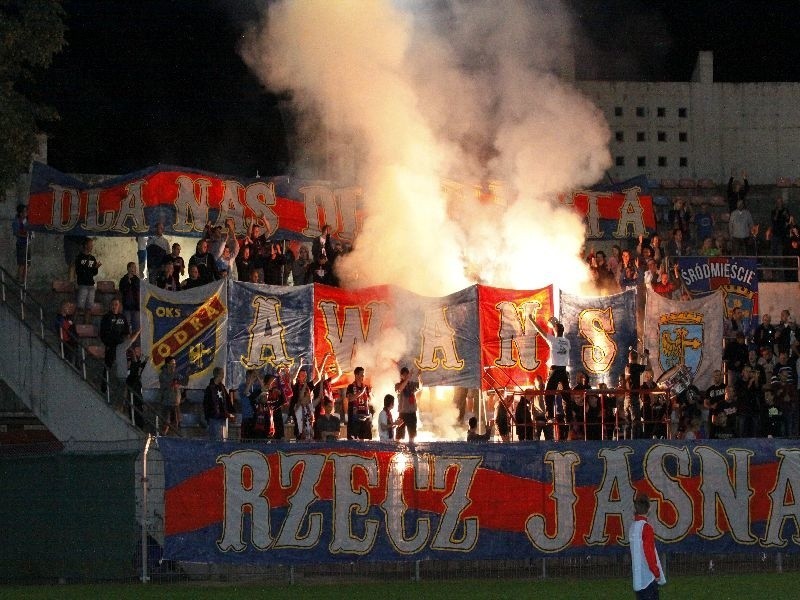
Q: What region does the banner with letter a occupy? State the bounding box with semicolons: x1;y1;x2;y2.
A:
560;289;637;386
477;285;553;390
160;437;800;564
644;288;723;390
140;280;228;390
394;285;481;389
226;281;314;391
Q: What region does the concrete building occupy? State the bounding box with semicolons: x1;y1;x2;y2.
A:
575;51;800;185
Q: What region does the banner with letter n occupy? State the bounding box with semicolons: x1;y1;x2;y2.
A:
159;436;800;564
140;280;228;390
676;256;759;334
560;288;638;386
477;285;553;390
226;281;314;391
644;288;723;390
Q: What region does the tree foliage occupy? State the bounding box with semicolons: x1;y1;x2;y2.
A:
0;0;66;196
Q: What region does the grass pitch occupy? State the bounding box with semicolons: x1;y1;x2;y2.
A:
2;573;800;599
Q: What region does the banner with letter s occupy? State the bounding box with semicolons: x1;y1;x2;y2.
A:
560;289;637;386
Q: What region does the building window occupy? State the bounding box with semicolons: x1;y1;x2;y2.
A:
679;157;688;167
679;132;688;142
636;106;645;117
657;131;667;142
637;156;646;167
614;106;623;117
615;156;625;166
658;156;667;167
678;107;688;118
615;131;624;142
657;107;666;117
636;131;645;142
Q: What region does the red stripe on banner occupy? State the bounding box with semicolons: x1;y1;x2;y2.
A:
569;192;657;229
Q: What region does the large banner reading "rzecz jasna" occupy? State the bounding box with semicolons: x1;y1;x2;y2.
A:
160;437;800;563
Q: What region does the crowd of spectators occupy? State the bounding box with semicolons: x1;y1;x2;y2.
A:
584;171;800;297
33;168;800;441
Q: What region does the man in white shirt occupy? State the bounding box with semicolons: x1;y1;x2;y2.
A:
531;316;571;433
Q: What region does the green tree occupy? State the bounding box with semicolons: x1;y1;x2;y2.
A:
0;0;66;198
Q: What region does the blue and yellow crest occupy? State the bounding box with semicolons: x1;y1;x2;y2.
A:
658;311;704;377
145;292;226;382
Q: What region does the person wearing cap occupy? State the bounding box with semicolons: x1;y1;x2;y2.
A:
629;494;667;598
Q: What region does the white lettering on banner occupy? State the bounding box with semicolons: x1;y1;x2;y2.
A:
644;445;694;541
217;450;274;551
526;451;579;552
680;262;756;287
47;185;81;231
416;307;466;371
586;447;637;545
696;447;755;542
301;185;360;242
215;451;482;554
173;175;211;233
583;188;647;239
244;181;278;235
240;296;294;370
384;454;432;554
318;301;390;374
84;188;114;231
494;300;542;371
114;180;149;233
273;453;326;549
208;444;800;556
430;456;482;551
578;308;617;375
763;448;800;547
613;188;647;239
584;192;604;238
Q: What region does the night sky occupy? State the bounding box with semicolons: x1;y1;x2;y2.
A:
33;0;800;177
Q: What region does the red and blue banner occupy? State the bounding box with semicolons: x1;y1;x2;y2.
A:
477;285;553;390
675;256;759;330
27;162;363;242
560;289;638;385
159;437;800;563
562;176;657;240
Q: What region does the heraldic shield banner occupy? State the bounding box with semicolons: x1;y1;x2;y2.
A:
644;288;723;390
140;280;228;390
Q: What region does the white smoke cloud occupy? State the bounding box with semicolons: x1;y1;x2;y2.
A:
241;0;611;438
241;0;610;296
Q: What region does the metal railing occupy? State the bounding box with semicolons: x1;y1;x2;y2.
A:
0;265;164;436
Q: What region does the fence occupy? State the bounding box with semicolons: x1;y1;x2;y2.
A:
3;435;800;585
